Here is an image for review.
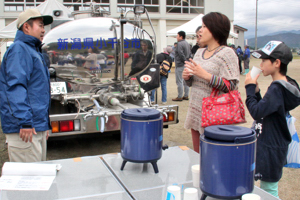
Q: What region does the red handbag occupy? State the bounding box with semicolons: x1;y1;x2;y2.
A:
201;80;246;128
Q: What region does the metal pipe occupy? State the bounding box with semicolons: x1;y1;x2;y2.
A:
110;20;119;80
145;9;157;63
120;16;127;81
255;0;258;50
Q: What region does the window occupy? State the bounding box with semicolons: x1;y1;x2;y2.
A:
117;0;159;13
17;6;23;11
63;0;110;12
4;0;45;12
166;0;204;14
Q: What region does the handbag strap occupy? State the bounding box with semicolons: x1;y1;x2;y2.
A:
210;79;234;98
223;79;232;91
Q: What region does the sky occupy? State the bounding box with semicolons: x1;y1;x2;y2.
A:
234;0;300;39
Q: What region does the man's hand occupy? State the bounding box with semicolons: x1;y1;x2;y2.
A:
46;130;49;140
19;128;37;143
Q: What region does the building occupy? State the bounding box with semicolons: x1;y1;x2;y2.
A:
233;24;248;49
0;0;236;58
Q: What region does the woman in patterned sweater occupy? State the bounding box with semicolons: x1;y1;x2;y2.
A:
183;12;240;153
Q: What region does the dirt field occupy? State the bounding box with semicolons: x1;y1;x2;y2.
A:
0;55;300;199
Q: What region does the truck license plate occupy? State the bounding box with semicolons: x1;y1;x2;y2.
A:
51;82;67;95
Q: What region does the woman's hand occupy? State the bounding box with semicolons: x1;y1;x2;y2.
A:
184;58;211;81
245;72;260;92
182;68;192;80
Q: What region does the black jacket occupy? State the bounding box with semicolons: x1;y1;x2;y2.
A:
245;76;300;182
156;53;172;78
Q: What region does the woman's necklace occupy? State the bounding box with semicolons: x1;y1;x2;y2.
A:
206;46;220;52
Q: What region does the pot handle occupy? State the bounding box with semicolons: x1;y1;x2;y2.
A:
234;131;256;144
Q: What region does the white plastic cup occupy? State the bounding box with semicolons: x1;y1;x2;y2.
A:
167;185;181;200
191;164;200;188
183;187;198;200
250;66;262;79
242;193;261;200
186;67;193;75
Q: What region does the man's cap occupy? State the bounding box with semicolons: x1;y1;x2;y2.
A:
252;41;293;65
17;8;53;29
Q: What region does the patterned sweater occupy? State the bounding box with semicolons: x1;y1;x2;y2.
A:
184;46;240;133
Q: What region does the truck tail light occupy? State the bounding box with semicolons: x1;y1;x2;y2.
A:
74;119;81;131
51;120;80;133
163;114;168;122
60;120;74;132
51;121;59;133
168;112;175;122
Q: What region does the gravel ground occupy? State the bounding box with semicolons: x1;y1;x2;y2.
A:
0;55;300;199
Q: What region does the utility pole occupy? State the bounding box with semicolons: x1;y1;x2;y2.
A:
255;0;258;50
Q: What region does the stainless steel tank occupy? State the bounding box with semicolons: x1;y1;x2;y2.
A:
43;17;154;94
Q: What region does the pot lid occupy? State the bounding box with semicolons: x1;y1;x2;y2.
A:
121;108;161;120
204;125;255;143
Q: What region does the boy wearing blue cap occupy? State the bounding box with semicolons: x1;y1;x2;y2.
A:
244;41;300;198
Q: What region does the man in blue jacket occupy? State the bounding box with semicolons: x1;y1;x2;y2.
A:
0;9;53;162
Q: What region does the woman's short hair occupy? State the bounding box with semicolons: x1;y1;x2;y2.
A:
202;12;230;46
195;26;202;33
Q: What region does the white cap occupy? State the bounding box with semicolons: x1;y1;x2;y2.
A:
17;8;53;29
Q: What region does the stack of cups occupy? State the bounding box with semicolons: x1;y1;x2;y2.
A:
242;193;261;200
166;185;181;200
183;188;198;200
191;164;200;188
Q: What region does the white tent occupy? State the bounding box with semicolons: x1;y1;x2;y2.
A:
166;14;238;39
0;0;72;40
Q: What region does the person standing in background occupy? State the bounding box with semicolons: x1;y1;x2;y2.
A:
0;9;53;162
237;46;243;74
170;42;177;62
191;26;202;58
243;45;250;75
151;47;173;104
172;31;191;101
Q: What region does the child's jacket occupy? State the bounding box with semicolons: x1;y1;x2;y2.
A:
245;76;300;182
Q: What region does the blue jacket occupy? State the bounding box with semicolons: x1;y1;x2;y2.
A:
0;30;51;133
244;48;250;59
237;47;243;56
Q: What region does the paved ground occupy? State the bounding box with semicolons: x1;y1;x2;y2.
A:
0;54;300;199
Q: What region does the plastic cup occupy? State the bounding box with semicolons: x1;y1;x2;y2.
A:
191;164;200;187
183;187;198;200
167;185;181;200
186;67;193;75
242;193;261;200
250;66;262;79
